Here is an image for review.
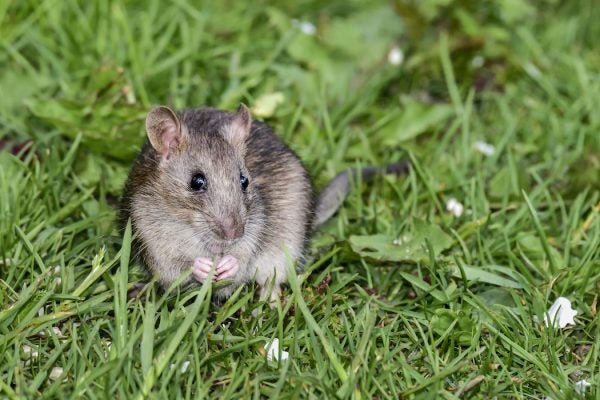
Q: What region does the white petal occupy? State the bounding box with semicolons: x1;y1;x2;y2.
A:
180;361;190;373
544;297;578;328
446;197;464;217
299;22;316;35
574;380;591;394
265;338;289;362
388;47;404;66
49;367;64;381
265;338;279;362
170;360;191;373
292;20;316;36
474;141;496;156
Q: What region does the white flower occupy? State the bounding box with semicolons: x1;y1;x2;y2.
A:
265;338;289;362
387;46;404;66
180;361;190;373
292;20;316;35
474;141;496;156
49;367;64;381
446;198;464;217
544;297;577;328
574;380;591;394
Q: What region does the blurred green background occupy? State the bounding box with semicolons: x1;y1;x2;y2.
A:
2;0;598;195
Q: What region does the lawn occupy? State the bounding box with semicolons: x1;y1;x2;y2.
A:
1;0;599;398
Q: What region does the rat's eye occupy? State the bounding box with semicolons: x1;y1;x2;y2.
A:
240;174;249;191
190;173;207;192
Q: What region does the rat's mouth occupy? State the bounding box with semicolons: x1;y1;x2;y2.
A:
207;237;241;255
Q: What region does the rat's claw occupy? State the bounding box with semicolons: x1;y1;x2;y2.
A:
216;255;240;280
192;257;214;282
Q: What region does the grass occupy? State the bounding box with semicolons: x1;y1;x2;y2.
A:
1;0;599;398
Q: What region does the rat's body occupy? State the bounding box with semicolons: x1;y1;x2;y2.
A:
121;105;407;303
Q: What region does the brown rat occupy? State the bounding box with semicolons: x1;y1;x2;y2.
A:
120;104;407;303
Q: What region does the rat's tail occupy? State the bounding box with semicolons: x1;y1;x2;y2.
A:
313;160;409;228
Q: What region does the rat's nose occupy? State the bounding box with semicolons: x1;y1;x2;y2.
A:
220;216;244;240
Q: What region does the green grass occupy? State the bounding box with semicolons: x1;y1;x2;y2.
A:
1;0;599;398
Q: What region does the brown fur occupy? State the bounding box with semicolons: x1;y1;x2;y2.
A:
121;105;407;302
121;106;313;300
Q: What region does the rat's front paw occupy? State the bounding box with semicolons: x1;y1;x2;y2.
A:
192;257;214;282
215;255;240;280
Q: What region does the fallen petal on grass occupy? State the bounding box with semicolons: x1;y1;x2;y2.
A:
292;19;316;35
474;141;496;156
574;380;591;394
265;338;289;362
180;361;190;373
446;197;464;217
544;297;578;328
49;367;64;381
388;46;404;66
545;379;591;399
170;361;191;373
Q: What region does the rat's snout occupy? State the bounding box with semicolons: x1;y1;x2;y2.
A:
219;215;244;240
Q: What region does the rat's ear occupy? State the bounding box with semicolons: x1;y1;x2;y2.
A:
223;103;252;151
146;106;186;160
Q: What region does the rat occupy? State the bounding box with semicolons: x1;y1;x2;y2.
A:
120;104;407;304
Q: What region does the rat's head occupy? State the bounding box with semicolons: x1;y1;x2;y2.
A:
145;104;255;249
